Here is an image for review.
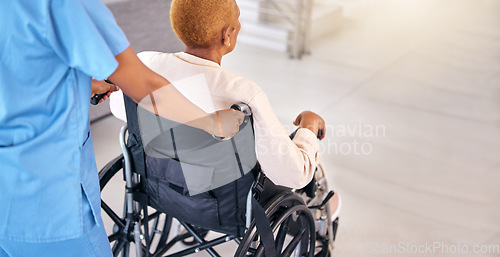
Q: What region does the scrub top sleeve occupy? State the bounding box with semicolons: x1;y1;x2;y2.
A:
46;0;130;80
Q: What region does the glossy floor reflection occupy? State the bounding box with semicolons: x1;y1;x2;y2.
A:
92;0;500;256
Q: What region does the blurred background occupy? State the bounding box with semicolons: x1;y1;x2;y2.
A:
91;0;500;256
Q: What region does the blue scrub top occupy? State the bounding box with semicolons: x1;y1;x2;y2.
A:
0;0;129;242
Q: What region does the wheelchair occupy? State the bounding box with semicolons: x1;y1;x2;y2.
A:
98;95;339;257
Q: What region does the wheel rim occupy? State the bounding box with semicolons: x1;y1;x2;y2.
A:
236;193;316;257
99;155;172;257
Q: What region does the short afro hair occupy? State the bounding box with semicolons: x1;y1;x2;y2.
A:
170;0;236;48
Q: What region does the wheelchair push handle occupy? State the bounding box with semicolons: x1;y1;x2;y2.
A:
90;93;107;105
230;103;252;116
90;79;114;105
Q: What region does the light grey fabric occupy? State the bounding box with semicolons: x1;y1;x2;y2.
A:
139;103;257;195
106;0;184;53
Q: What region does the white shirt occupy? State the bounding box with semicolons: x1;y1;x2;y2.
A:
110;52;319;188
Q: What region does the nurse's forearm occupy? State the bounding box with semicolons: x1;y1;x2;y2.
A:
108;47;208;124
137;84;217;129
107;47;243;137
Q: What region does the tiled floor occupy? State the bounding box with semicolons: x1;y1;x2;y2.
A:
92;0;500;256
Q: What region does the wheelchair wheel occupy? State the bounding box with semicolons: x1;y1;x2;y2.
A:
306;175;339;257
313;216;338;257
235;192;316;257
308;174;339;257
99;154;173;257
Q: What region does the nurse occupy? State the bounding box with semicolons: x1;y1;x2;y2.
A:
0;0;243;256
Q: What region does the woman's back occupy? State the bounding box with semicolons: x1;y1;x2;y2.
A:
110;51;319;189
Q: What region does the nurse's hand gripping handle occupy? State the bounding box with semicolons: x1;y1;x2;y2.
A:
90;93;107;105
90;79;114;105
213;104;251;141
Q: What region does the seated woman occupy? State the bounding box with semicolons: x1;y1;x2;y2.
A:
110;0;339;220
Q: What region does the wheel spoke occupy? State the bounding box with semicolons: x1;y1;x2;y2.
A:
145;211;161;221
246;247;257;254
299;219;310;256
281;227;306;256
108;231;124;243
154;215;172;254
112;239;126;257
102;200;125;228
121;241;130;257
275;215;291;254
148;215;161;244
254;243;265;257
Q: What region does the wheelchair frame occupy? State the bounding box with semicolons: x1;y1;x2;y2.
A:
99;109;337;257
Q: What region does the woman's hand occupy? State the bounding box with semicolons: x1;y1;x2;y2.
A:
210;109;245;138
91;79;119;104
293;111;326;140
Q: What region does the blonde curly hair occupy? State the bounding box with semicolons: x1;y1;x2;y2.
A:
170;0;236;48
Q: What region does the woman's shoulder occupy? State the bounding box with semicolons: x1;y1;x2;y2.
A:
216;68;265;100
137;51;173;63
211;64;258;87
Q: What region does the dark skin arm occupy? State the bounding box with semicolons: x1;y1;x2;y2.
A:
93;46;244;137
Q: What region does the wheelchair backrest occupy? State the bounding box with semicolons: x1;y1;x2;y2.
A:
123;94;257;196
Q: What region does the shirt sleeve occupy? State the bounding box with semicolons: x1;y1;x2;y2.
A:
46;0;130;80
248;90;320;189
137;51;158;64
